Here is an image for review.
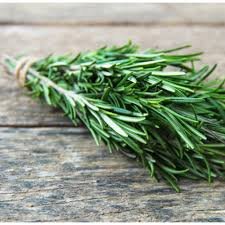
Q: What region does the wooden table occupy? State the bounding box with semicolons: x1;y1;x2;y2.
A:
0;3;225;222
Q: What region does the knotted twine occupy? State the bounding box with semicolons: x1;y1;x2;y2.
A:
14;57;37;87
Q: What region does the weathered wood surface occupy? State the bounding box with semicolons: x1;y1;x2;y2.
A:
0;127;225;222
1;3;225;25
0;3;225;222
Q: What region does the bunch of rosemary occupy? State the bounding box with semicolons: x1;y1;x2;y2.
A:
4;42;225;192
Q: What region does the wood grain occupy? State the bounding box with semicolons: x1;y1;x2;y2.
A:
1;3;225;25
1;25;225;126
0;127;225;222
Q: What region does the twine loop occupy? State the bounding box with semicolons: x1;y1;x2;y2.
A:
14;57;37;87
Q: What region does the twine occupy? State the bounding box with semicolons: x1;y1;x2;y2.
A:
14;57;37;87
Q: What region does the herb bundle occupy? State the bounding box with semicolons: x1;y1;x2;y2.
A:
4;42;225;192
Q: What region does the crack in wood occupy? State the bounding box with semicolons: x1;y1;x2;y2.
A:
1;21;225;28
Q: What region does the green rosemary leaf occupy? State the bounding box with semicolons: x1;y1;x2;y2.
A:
155;44;191;53
89;127;101;146
90;119;110;139
42;83;51;105
161;165;189;175
152;71;186;76
100;113;128;137
89;110;104;128
111;106;146;117
159;169;180;192
127;131;147;144
81;97;99;111
112;115;146;123
123;60;166;69
163;106;199;123
201;143;225;148
115;120;146;136
195;64;217;84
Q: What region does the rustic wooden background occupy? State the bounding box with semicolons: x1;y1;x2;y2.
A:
0;3;225;222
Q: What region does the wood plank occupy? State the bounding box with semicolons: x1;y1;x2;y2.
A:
0;3;225;25
0;127;225;222
1;25;225;56
1;25;225;126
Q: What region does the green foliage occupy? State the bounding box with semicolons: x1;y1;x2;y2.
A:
4;41;225;192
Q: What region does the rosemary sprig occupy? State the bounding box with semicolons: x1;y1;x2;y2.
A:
4;41;225;192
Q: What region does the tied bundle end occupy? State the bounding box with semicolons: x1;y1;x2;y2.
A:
14;57;37;87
